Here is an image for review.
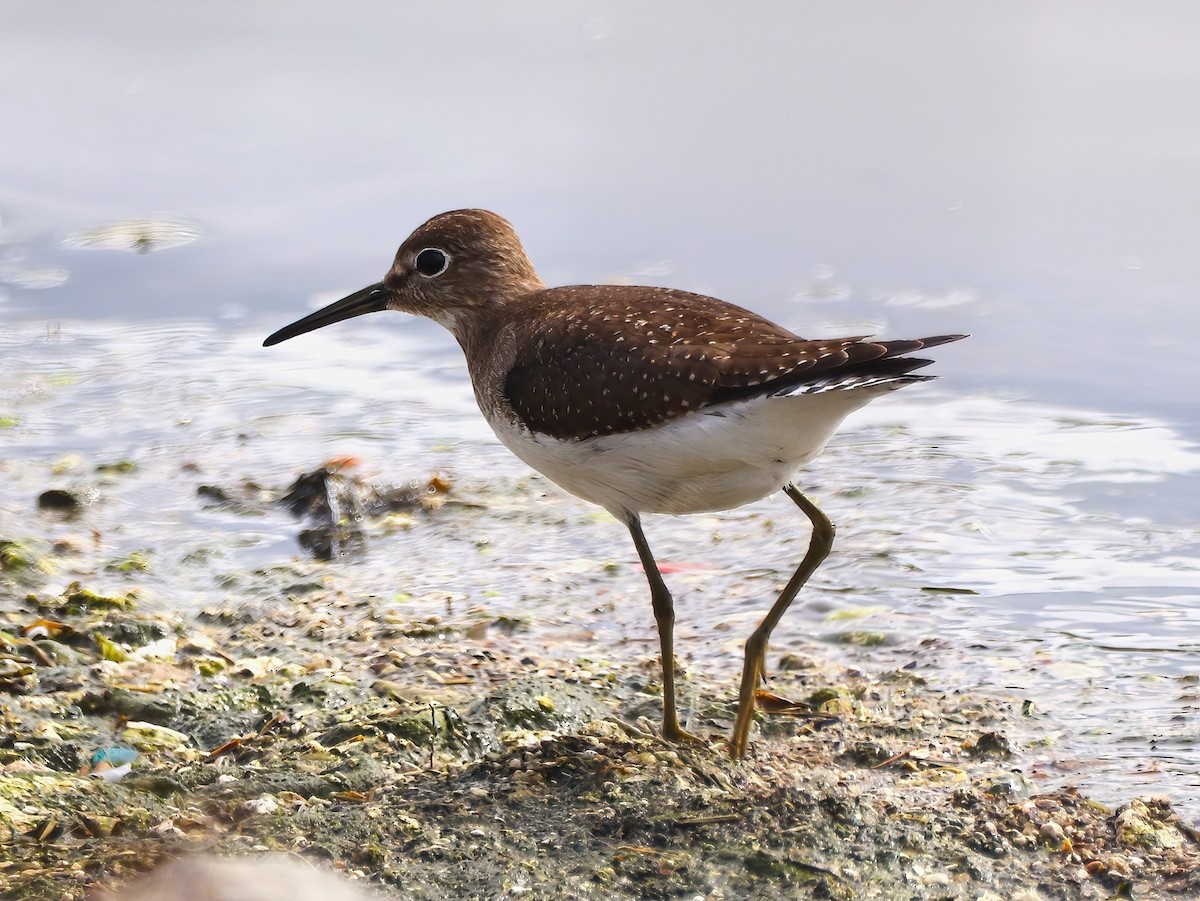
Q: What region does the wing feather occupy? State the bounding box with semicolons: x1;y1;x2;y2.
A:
501;285;965;440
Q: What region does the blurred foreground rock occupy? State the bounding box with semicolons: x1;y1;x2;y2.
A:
93;854;375;901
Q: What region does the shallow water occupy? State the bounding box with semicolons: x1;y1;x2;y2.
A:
3;3;1199;818
4;317;1198;818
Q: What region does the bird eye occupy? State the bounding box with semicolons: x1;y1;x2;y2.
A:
414;248;449;278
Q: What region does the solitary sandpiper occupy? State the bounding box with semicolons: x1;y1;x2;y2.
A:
264;209;966;757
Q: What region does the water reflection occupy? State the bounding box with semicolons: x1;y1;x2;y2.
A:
63;217;200;254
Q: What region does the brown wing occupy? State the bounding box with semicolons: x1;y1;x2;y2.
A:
502;285;963;441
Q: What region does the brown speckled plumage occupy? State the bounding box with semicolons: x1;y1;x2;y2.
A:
500;285;961;440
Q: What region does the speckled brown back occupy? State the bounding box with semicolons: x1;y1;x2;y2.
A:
501;284;961;441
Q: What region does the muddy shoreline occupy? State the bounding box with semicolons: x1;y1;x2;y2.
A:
2;473;1198;899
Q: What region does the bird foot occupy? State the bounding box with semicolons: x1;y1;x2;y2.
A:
727;733;752;760
661;723;710;748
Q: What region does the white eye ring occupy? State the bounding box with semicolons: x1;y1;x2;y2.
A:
414;247;450;278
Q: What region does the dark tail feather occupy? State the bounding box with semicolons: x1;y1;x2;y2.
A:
846;333;968;377
720;333;966;404
879;334;969;356
858;355;935;376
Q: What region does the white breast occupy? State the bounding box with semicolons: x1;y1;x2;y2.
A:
485;385;899;518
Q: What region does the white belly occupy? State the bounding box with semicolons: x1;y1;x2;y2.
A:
485;387;895;518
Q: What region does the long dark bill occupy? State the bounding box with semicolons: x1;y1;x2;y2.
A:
262;282;390;347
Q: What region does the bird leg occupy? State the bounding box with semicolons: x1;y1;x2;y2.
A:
729;484;835;758
626;514;704;744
